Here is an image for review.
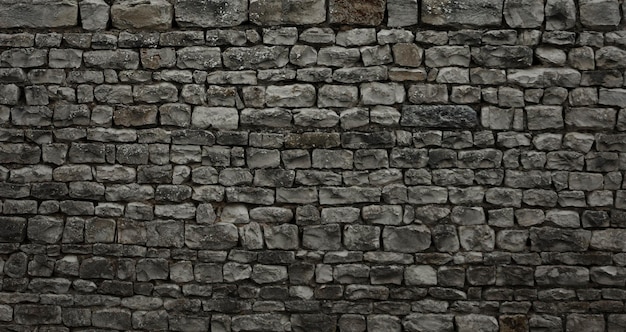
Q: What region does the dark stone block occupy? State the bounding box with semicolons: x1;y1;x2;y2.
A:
329;0;386;25
0;217;26;242
401;105;478;129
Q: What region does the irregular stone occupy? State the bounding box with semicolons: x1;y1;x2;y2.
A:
401;105;478;129
185;224;238;249
302;224;341;250
472;46;533;68
596;47;626;69
329;0;386;26
250;0;325;25
317;46;360;67
111;0;172;30
535;265;589;286
223;46;289;70
545;0;576;30
27;216;63;244
388;0;418;27
92;308;132;330
0;217;26;242
232;313;289;332
456;315;499;332
580;0;620;28
266;84;316;107
0;0;78;28
459;225;495;251
530;227;591;252
503;0;544;28
508;68;581;88
422;0;504;27
176;47;221;69
175;0;247;27
526;106;563;130
403;314;454;332
383;225;431;252
192;107;238;130
84;50;139;70
425;46;470;67
590;229;626;251
80;0;109;31
14;305;62;325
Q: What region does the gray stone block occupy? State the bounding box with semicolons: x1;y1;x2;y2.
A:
175;0;247;27
0;0;78;28
422;0;503;27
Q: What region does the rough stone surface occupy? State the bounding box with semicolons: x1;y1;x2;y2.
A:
175;0;248;28
422;0;504;27
111;0;173;30
0;0;621;329
0;0;78;28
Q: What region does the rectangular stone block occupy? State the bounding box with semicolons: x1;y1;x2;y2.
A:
387;0;418;27
175;0;247;27
422;0;504;27
401;105;478;129
0;0;78;28
250;0;325;25
329;0;386;26
111;0;172;30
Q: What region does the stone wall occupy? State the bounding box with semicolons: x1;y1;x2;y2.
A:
0;0;625;331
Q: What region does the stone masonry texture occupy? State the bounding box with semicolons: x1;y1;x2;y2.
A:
0;0;625;331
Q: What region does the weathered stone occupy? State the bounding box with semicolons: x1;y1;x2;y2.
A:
401;105;478;129
14;305;62;325
27;216;63;244
250;0;325;25
223;46;289;70
580;0;620;28
0;0;78;28
111;0;172;30
176;47;221;69
535;265;589;286
192;107;238;130
329;0;385;26
530;227;591;252
425;46;470;67
80;0;109;30
344;225;381;251
403;314;454;332
92;308;132;330
503;0;544;28
383;225;431;253
175;0;247;27
302;224;341;250
472;46;533;68
388;0;418;27
185;224;238;249
590;229;626;251
232;313;289;332
545;0;576;30
0;217;26;242
459;225;495;251
456;315;499;332
508;68;581;88
422;0;503;27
